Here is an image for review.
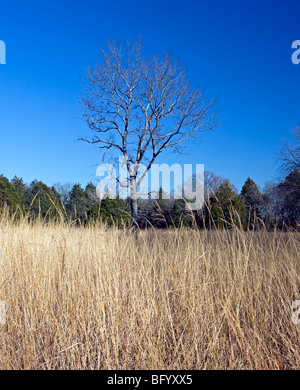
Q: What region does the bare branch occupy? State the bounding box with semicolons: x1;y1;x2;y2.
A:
80;39;219;225
280;126;300;173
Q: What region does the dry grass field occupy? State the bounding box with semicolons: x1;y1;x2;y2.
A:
0;213;300;370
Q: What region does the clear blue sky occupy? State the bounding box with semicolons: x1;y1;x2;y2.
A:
0;0;299;191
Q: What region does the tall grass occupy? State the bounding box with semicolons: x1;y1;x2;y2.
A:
0;211;299;369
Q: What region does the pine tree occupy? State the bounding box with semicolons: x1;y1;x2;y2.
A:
0;175;22;214
241;177;262;229
171;199;192;228
11;176;27;211
208;180;246;229
88;195;130;227
66;184;88;222
25;180;62;221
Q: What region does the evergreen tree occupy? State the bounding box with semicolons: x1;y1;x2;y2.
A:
66;184;88;222
241;177;262;229
0;175;22;214
11;176;27;210
88;196;130;227
25;180;62;220
171;199;193;228
208;180;246;229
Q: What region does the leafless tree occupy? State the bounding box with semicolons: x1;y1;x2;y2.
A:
280;126;300;174
80;39;219;228
53;182;73;204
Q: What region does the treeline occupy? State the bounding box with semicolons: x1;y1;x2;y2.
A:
138;170;300;230
0;177;129;227
0;169;299;230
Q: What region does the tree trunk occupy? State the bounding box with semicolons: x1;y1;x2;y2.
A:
130;176;138;230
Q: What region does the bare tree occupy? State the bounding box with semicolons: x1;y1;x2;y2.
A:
280;126;300;173
53;182;73;204
80;39;219;228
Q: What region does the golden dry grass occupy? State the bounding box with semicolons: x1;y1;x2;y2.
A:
0;215;300;369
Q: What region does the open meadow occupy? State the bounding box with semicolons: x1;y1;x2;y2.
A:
0;214;299;370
